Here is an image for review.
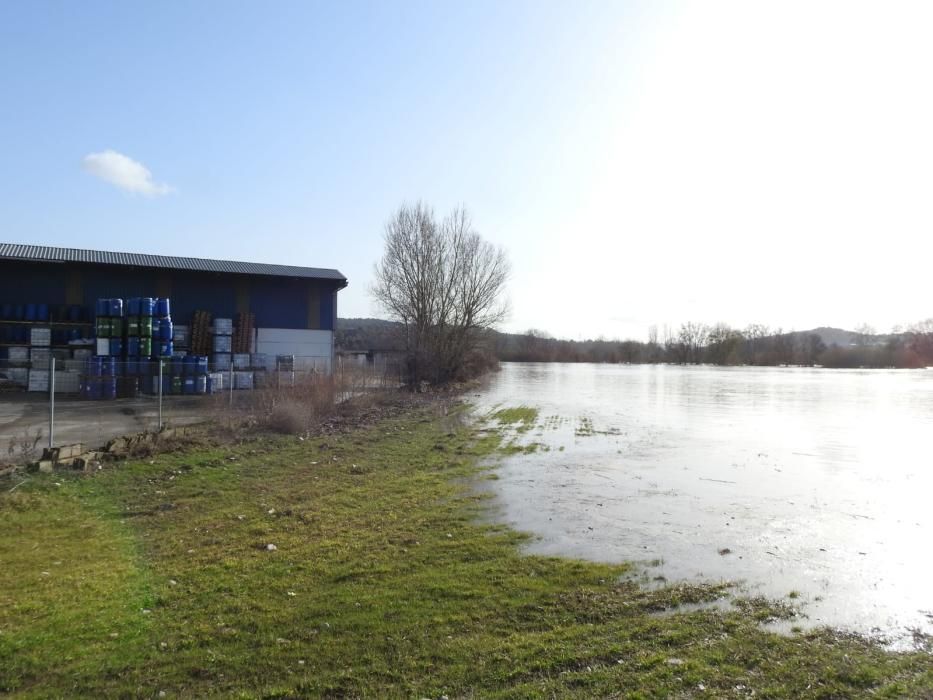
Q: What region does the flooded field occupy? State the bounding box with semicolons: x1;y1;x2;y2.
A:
475;362;933;646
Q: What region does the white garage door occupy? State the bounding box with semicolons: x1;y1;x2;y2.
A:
255;328;333;372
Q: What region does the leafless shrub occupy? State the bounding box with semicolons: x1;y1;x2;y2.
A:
210;363;395;436
4;428;43;466
266;400;309;434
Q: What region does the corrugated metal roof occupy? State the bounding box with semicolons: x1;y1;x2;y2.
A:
0;243;347;284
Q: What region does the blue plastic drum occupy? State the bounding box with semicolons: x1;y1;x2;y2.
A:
102;377;117;400
101;357;117;377
159;318;173;341
87;356;103;377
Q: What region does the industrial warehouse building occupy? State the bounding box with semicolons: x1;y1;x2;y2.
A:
0;243;347;384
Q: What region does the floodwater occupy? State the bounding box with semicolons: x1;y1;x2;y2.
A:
475;362;933;646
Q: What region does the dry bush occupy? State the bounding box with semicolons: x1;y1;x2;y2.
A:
124;429;217;459
209;364;396;436
267;400;309;434
3;428;44;467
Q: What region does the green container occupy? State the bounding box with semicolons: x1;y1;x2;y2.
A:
127;316;140;336
138;316;152;338
138;337;152;357
110;317;124;337
171;376;183;395
95;317;111;338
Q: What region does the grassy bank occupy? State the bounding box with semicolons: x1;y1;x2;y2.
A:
1;402;930;698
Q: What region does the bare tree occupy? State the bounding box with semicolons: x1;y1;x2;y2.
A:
743;323;771;365
854;323;876;347
906;318;933;367
372;202;510;385
676;321;709;364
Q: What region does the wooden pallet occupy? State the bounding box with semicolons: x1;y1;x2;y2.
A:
232;312;255;354
189;310;213;356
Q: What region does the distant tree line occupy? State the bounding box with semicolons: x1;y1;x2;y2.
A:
494;320;933;369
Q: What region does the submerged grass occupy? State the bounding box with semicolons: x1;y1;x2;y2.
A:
1;403;930;698
491;406;539;433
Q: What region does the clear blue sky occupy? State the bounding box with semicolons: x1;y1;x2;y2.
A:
2;1;931;339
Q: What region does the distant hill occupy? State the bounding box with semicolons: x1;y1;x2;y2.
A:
337;317;405;351
786;327;897;348
805;327;859;346
338;317;401;332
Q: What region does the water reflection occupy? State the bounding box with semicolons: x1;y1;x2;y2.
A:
476;363;933;645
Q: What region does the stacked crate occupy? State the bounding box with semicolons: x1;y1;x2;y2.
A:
212;317;233;371
27;325;51;392
0;302;94;393
173;324;189;352
233;370;254;390
5;346;29;387
207;371;226;393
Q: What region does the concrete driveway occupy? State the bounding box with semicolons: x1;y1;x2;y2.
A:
0;393;209;453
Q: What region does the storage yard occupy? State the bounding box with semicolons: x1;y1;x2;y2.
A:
0;244;347;402
0;393;206;451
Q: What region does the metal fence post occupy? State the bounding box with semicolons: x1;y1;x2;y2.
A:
229;364;234;407
158;358;163;431
48;356;55;449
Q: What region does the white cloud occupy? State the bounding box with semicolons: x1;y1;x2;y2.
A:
82;149;174;197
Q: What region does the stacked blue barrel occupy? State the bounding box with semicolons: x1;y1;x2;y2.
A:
84;298;124;400
85;297;169;399
126;296;162;397
156;350;210;395
152;296;173;359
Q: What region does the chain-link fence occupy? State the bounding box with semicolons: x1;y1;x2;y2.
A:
0;353;403;467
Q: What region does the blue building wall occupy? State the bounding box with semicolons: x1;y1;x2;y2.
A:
320;291;335;330
0;261;69;305
249;277;309;328
0;260;342;330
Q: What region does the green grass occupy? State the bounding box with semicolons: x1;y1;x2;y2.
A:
491;406;539;433
1;405;930;698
